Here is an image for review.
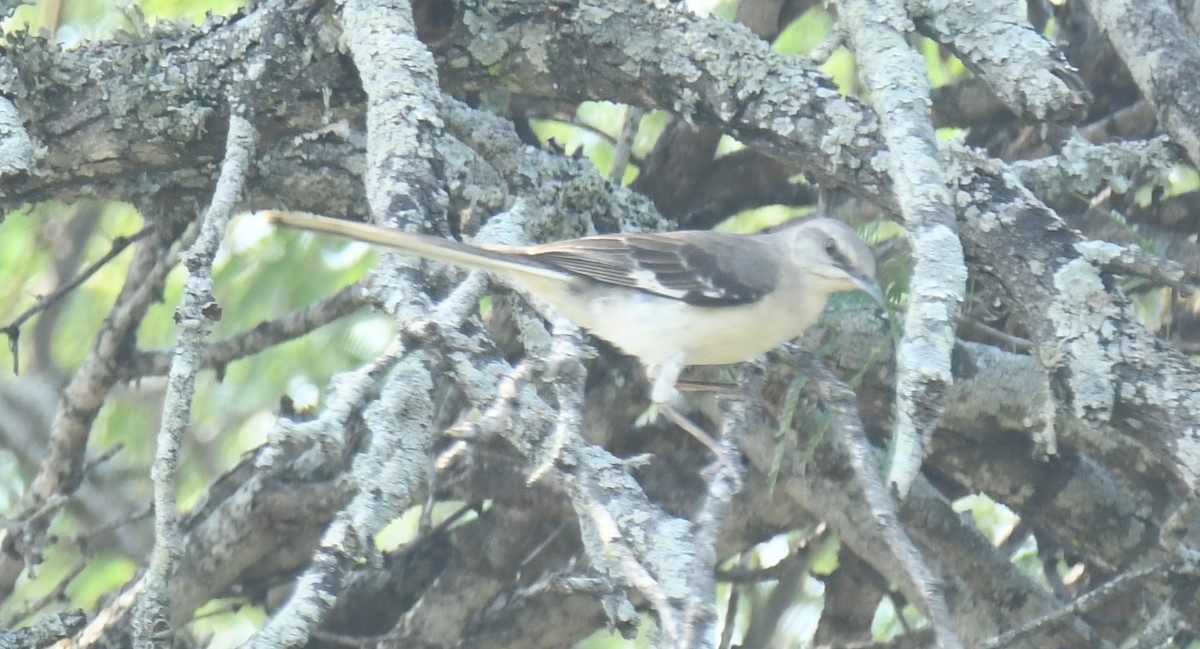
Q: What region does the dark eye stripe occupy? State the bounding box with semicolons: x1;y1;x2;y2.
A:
826;242;852;270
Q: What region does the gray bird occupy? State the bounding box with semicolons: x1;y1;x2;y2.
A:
264;211;882;445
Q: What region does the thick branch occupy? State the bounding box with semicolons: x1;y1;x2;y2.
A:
841;0;966;511
1083;0;1200;166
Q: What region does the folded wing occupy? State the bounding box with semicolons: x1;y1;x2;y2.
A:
518;232;780;307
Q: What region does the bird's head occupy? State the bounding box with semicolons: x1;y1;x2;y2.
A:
784;218;884;304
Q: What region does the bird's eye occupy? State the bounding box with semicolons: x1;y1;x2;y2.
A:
823;238;837;255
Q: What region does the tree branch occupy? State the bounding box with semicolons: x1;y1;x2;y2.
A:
135;110;257;648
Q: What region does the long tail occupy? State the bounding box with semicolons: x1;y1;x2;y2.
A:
261;211;566;282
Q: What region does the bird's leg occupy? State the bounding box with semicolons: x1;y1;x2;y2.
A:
657;402;733;463
653;358;743;397
645;354;736;467
649;352;688;404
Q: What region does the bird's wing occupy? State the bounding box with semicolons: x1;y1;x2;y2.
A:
516;232;780;306
263;211;784;307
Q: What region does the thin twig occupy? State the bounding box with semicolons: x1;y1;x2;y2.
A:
609;106;644;184
960;318;1035;353
136;111;257;648
118;281;368;380
717;524;824;584
0;504;151;628
393;503;478;558
2;227;152;374
718;568;742;649
980;561;1169;649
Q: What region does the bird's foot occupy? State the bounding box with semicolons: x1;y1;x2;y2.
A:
656;402;737;471
674;378;744;396
634;402;661;429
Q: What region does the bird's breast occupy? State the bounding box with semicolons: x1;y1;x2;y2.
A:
526;280;829;367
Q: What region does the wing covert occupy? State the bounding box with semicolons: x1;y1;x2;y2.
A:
522;232;779;306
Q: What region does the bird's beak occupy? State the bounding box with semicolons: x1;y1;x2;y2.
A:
852;274;885;305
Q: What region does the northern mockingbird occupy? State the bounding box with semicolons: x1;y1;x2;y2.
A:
263;211;882;431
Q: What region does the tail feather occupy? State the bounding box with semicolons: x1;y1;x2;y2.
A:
261;211;567;283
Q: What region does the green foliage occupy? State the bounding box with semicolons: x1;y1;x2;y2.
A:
1136;163;1200;205
189;599;266;649
808;534;840;575
774;7;833;56
920;37;968;88
69;554;139;610
0;210;47;371
576;613;660;648
0;0;1078;644
3;0;242;43
531;103;671;186
716;204;816;233
0;207;390;627
375;501;479;552
139;0;244;23
1123;161;1199;336
774;8;857;95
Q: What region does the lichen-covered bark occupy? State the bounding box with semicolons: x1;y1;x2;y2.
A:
3;0;1200;647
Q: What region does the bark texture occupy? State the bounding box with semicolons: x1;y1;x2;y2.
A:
1;0;1198;647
